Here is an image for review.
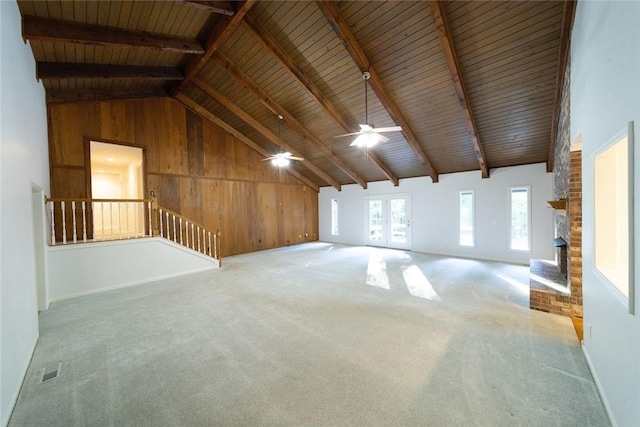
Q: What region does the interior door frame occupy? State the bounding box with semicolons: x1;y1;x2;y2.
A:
84;137;148;238
364;193;412;250
84;137;148;200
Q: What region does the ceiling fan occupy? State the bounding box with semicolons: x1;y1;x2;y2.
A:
261;115;304;167
334;71;402;148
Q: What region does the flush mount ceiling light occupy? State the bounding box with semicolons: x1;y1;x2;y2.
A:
261;115;303;167
334;71;402;148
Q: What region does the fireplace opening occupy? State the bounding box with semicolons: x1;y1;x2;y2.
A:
553;237;568;277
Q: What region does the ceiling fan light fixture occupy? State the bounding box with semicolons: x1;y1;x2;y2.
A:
271;156;290;167
351;133;379;148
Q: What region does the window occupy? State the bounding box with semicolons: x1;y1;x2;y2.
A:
331;198;339;236
459;190;474;247
510;187;530;251
594;123;634;314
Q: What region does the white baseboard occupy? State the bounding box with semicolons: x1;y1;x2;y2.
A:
3;334;39;427
582;343;617;427
412;248;530;266
48;265;216;303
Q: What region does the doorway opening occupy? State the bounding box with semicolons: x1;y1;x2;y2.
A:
88;141;145;240
365;194;412;250
31;185;47;312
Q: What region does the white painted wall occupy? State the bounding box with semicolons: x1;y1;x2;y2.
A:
320;163;554;264
47;238;218;302
572;2;640;426
0;2;50;425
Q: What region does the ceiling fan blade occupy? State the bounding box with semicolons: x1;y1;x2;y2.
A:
373;126;402;133
334;132;362;138
261;157;276;161
375;133;390;143
288;156;304;161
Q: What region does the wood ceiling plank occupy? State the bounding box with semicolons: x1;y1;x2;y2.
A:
463;47;559;84
36;62;184;80
85;0;99;25
431;0;545;177
243;14;399;186
106;1;121;27
171;0;256;96
192;78;342;190
22;16;204;54
445;1;501;24
213;50;368;188
316;0;439;183
452;2;559;50
45;1;63;20
176;94;319;192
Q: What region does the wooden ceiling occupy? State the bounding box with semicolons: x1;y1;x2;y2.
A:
17;0;573;190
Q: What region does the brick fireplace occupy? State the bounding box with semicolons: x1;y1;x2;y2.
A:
529;59;583;318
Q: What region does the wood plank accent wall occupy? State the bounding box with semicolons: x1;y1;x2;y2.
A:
48;97;318;256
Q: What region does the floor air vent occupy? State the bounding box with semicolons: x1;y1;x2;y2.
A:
40;362;62;383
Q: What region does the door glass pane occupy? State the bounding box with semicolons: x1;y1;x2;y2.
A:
459;191;474;246
369;200;383;241
510;188;529;251
390;199;406;243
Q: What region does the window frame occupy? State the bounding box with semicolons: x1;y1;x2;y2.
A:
458;189;475;248
509;186;532;252
330;198;339;236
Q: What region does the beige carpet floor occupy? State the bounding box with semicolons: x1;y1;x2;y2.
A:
9;242;609;426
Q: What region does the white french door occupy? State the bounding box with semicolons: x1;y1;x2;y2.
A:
365;194;412;250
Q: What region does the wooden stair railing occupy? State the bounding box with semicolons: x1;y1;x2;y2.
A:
156;205;221;262
45;197;221;264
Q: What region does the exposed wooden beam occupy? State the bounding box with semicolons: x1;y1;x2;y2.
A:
213;51;367;188
178;1;235;16
547;0;577;172
46;88;169;104
242;15;399;187
192;78;341;191
37;62;183;80
171;0;255;96
22;16;203;54
428;0;489;179
176;94;320;192
316;0;439;183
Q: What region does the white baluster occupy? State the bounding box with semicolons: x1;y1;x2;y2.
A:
185;221;189;247
197;226;201;252
50;201;56;245
61;201;67;244
81;201;87;242
71;201;77;243
179;218;183;245
159;208;164;238
117;202;122;239
172;215;177;242
148;201;152;237
191;224;195;249
208;231;212;256
214;233;218;259
126;202;130;239
109;202;114;241
100;202;105;241
202;229;205;254
134;202;139;238
165;212;169;240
